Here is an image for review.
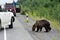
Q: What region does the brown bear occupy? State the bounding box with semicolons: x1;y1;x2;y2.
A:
32;20;51;32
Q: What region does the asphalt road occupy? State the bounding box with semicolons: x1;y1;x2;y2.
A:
16;13;60;40
0;13;60;40
0;15;34;40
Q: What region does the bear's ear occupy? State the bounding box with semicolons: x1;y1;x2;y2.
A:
36;20;40;23
33;24;35;27
33;24;36;27
36;20;38;23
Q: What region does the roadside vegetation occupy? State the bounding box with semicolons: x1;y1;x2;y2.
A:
17;0;60;30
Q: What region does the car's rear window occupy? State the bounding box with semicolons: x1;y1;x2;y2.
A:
5;4;14;9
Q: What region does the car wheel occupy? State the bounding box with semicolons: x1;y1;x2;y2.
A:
9;18;13;29
0;20;1;27
12;16;15;22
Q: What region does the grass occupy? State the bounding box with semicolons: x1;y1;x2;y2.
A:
28;13;60;31
50;20;60;31
21;10;60;31
52;37;57;40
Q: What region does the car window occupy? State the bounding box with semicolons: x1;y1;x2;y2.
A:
0;9;2;12
0;6;7;12
0;9;7;12
0;6;2;12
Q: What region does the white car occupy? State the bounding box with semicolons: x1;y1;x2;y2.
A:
0;9;15;30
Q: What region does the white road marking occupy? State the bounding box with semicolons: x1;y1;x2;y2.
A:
4;26;7;40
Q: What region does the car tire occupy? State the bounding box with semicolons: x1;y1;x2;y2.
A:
9;18;13;29
0;20;1;27
12;16;15;22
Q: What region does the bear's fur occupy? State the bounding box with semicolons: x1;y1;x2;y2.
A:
32;20;51;32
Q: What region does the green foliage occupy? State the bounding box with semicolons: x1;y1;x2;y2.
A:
17;0;60;30
21;11;25;15
19;0;60;20
44;3;49;8
50;0;53;2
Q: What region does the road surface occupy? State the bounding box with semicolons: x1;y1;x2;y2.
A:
0;13;60;40
0;16;34;40
16;13;60;40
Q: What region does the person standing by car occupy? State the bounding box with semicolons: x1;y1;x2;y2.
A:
9;7;16;16
12;7;16;16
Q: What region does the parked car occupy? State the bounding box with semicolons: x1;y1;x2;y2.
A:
5;3;16;16
0;6;15;30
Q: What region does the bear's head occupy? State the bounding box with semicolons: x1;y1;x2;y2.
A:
32;24;37;31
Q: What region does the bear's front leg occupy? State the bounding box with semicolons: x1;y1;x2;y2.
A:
40;27;42;32
35;26;39;32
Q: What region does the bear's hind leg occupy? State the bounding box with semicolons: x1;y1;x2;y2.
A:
44;27;49;32
48;26;51;32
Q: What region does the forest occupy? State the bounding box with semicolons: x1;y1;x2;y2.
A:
17;0;60;30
